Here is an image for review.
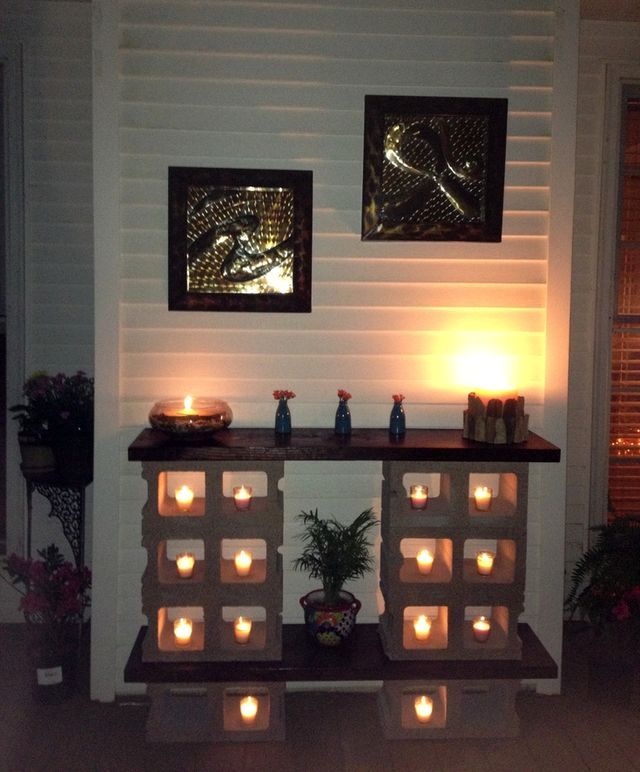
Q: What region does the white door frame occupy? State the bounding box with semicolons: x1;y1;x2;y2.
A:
1;39;26;557
590;65;640;531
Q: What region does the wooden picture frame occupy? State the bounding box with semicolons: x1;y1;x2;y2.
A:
361;95;508;242
168;166;313;312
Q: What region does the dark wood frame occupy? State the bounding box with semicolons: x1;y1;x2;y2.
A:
361;95;508;242
168;166;313;312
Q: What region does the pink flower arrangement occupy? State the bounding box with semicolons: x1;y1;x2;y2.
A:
3;544;91;627
273;390;296;401
612;585;640;622
337;389;352;402
392;394;405;403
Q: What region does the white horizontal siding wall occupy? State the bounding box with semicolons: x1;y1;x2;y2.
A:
112;0;563;695
1;1;94;573
565;20;640;596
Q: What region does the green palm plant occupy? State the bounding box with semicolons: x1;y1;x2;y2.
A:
293;507;377;606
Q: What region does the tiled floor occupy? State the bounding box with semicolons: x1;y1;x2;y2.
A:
1;623;640;771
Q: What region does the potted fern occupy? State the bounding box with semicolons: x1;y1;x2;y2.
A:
566;517;640;647
293;507;377;646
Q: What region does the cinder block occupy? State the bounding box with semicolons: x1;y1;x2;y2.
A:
146;682;285;742
378;679;519;739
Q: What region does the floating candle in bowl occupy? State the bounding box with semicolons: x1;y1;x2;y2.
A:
173;617;193;646
414;695;433;723
416;549;434;575
175;552;196;579
148;396;233;437
234;550;253;577
472;615;491;643
233;485;253;511
240;695;258;724
473;486;493;511
174;485;195;512
413;615;432;641
410;484;428;510
476;550;495;576
234;616;252;644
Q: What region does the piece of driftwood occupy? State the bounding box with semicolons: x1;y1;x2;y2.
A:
462;393;529;444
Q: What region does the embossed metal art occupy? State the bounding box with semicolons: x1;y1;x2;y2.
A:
362;96;508;241
169;167;312;311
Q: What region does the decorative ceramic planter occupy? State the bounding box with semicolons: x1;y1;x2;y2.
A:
299;589;362;646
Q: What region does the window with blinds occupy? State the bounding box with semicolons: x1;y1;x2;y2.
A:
609;89;640;520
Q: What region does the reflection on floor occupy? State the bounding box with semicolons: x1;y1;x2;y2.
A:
1;622;640;771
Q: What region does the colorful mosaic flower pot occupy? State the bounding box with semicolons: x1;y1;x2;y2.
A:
299;589;362;646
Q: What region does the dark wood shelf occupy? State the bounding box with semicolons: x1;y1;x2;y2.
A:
124;623;557;684
128;428;560;463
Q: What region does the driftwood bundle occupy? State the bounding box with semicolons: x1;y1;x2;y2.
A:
462;392;529;444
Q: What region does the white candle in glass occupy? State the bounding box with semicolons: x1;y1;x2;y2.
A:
472;615;491;642
413;615;432;641
414;695;434;723
173;617;193;646
409;484;428;510
234;550;253;577
234;616;252;644
174;485;195;512
416;549;434;575
476;550;495;576
240;695;258;724
473;486;493;511
175;552;195;579
233;485;253;510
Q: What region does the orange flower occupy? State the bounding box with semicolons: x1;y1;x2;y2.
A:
337;389;352;401
273;390;296;400
392;394;405;403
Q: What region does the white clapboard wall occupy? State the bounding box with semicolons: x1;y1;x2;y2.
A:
112;0;557;694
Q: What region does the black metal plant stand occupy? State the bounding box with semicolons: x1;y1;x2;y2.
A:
26;480;88;568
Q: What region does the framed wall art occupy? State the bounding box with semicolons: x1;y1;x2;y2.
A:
168;166;313;312
361;95;508;242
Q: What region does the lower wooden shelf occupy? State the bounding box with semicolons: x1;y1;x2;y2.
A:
124;623;556;684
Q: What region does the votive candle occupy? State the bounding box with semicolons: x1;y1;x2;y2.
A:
414;695;434;723
173;617;193;646
416;549;434;575
175;552;196;579
472;615;491;643
473;486;493;511
233;485;253;510
476;550;495;576
410;484;428;510
174;485;195;512
234;550;253;577
234;616;252;644
413;615;432;641
240;695;258;724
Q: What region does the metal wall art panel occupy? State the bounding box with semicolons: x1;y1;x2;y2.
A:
361;95;508;242
169;167;313;312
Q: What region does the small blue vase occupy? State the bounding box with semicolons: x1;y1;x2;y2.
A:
275;398;292;434
335;399;351;435
389;401;406;436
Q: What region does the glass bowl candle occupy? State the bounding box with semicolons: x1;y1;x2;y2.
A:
149;396;233;437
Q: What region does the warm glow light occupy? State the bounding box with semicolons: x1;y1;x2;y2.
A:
240;695;258;724
234;616;252;644
416;549;434;575
234;550;253;577
413;615;432;641
453;352;516;393
174;485;195;512
410;484;428;510
175;552;196;579
414;695;434;723
265;264;293;294
173;617;193;646
233;485;253;510
476;550;495;576
473;486;493;511
472;616;491;643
